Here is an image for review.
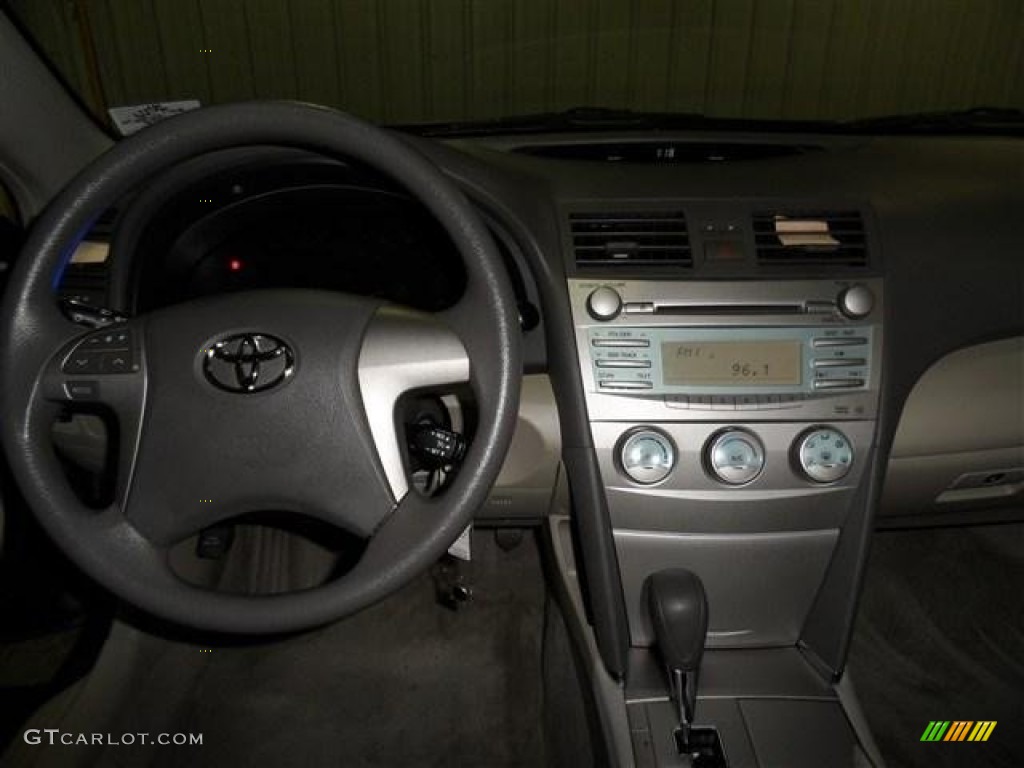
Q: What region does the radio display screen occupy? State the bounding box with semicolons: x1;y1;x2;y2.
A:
661;340;802;386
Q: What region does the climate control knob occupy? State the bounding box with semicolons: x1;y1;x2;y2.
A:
795;427;854;483
586;286;623;321
705;429;765;485
618;428;676;485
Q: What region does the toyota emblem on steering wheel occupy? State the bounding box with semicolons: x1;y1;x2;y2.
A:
203;333;295;393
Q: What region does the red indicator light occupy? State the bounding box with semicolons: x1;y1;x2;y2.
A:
228;258;243;272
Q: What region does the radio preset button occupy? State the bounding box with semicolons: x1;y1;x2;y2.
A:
753;394;782;410
711;395;736;410
586;286;624;321
599;381;654;390
591;338;650;348
812;337;868;348
619;429;676;484
813;379;865;389
812;358;867;368
664;395;690;409
706;429;765;485
795;427;854;483
595;359;652;369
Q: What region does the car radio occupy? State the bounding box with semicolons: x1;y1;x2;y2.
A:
588;325;872;396
569;278;883;422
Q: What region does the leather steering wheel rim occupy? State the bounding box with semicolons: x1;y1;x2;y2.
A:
0;102;521;633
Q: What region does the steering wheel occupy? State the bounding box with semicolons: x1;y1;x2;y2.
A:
0;102;521;633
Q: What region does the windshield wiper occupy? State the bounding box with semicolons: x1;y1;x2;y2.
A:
842;107;1024;135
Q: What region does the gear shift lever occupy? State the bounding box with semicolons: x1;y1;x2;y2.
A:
645;568;709;750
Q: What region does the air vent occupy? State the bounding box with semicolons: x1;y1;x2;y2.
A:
57;207;117;305
570;211;691;267
59;262;108;306
753;211;868;268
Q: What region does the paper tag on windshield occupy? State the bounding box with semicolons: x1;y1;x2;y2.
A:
448;524;472;561
108;100;201;136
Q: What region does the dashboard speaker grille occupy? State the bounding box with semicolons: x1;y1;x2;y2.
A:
570;211;691;267
753;210;868;268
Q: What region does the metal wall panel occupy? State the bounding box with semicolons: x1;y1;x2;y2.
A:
8;0;1024;125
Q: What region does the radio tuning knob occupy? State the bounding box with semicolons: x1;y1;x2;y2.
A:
838;284;874;319
586;286;623;321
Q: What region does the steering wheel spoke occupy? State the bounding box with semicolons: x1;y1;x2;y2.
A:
358;306;470;502
31;319;145;503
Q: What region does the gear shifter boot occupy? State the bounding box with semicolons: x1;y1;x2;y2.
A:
645;569;709;749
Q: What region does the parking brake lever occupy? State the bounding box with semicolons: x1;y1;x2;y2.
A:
646;568;709;751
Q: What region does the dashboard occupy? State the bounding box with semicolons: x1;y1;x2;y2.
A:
52;128;1023;614
33;120;1024;768
1;7;1019;765
57;133;1023;529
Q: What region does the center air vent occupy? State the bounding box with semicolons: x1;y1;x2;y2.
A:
570;211;691;267
753;211;868;268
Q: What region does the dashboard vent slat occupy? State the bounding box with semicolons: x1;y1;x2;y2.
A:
570;211;691;267
753;210;868;268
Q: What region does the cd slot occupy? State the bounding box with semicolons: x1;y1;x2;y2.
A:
646;303;808;316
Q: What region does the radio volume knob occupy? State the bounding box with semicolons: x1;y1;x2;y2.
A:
838;284;874;319
586;286;623;321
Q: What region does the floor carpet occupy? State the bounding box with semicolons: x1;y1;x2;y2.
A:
3;529;553;768
847;522;1024;768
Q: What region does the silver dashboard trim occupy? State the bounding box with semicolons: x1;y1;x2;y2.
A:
610;485;847;501
357;307;470;501
615;527;840;647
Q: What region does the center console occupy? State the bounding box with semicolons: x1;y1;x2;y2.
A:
566;277;885;766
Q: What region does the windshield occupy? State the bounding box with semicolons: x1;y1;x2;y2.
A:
6;0;1023;134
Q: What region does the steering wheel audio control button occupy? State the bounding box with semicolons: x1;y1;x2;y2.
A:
64;380;99;400
63;350;103;374
63;348;134;374
102;352;133;373
63;329;135;374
